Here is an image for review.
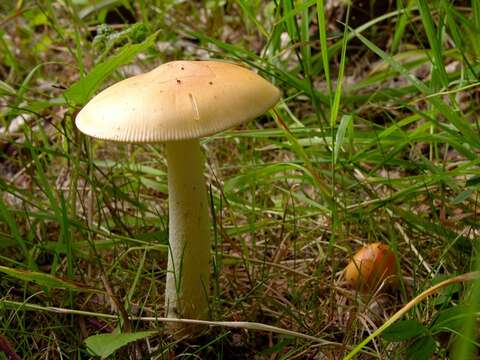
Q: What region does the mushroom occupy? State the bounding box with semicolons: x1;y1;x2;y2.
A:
75;60;280;333
344;242;397;292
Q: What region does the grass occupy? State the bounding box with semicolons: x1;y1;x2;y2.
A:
1;0;479;358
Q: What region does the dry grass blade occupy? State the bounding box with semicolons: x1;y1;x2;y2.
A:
344;271;480;360
0;299;332;345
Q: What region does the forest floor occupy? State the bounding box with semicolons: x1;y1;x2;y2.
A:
1;1;479;359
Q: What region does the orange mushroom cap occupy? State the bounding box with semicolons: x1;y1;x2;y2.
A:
344;242;397;292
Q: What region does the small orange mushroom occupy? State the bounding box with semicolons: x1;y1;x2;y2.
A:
344;242;397;292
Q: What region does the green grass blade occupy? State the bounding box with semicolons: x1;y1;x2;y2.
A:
315;0;332;101
64;32;157;105
333;114;353;164
417;0;449;88
352;28;480;148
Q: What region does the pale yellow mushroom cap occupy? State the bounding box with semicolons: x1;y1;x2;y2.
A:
75;60;281;142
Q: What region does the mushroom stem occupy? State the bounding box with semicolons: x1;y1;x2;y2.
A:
164;139;211;326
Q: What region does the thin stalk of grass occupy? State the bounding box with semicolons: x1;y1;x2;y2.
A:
391;0;415;53
236;0;268;38
1;299;332;345
417;0;449;88
315;0;332;101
